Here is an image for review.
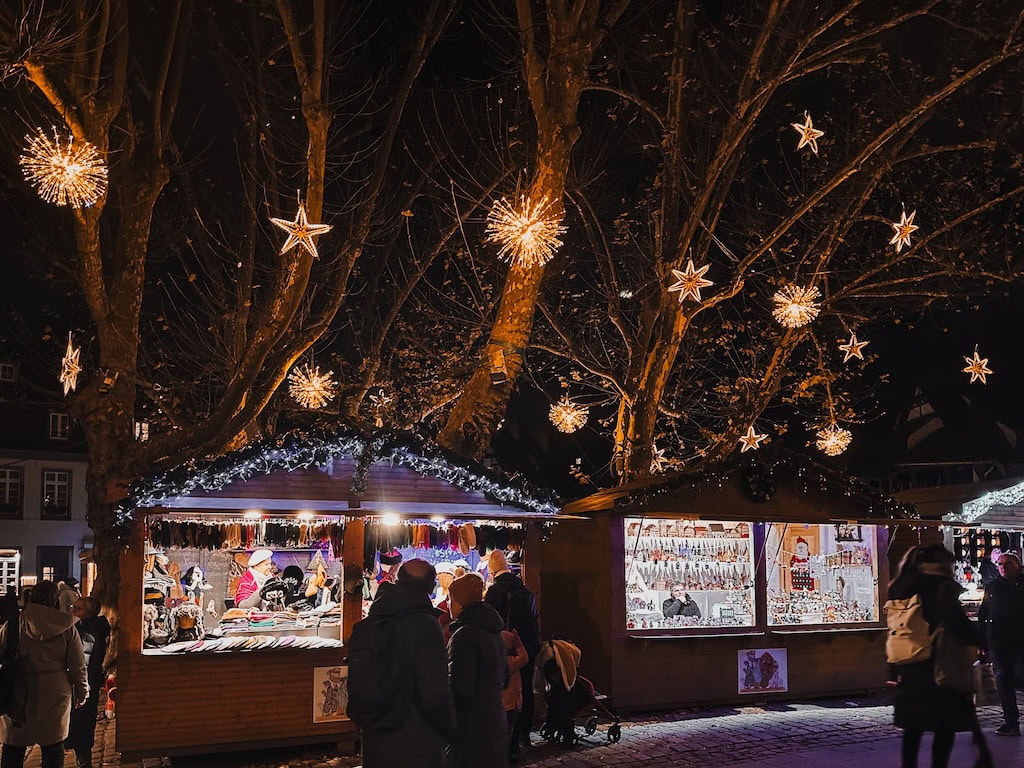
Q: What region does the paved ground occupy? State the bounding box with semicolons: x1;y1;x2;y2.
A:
19;691;1024;767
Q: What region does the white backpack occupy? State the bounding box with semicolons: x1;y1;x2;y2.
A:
884;594;936;665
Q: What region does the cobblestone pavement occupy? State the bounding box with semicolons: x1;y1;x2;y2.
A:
19;691;1024;767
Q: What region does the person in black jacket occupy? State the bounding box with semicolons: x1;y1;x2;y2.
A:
66;597;110;768
662;584;702;619
889;544;982;768
979;551;1024;736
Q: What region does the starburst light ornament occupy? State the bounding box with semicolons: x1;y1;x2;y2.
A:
791;112;825;155
668;259;714;303
20;127;108;208
889;209;918;253
815;423;852;457
548;397;588;434
485;195;566;269
771;284;821;328
59;333;82;395
287;364;337;409
962;348;993;384
738;425;768;453
838;332;869;363
270;197;332;259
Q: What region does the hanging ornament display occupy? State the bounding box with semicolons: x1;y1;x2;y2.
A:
369;390;394;428
668;259;714;303
815;423;852;457
485;194;566;269
738;425;768;453
287;364;337;409
791;112;825;155
548;397;588;434
20;127;108;208
59;333;82;396
650;444;669;474
962;348;993;384
771;284;821;328
889;208;918;253
270;196;332;259
838;332;869;363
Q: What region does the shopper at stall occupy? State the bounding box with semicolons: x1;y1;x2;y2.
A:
66;596;110;768
502;627;530;764
234;549;276;609
979;551;1024;736
0;580;88;768
662;584;701;619
446;573;508;768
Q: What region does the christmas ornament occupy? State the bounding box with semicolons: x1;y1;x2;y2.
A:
838;332;869;363
20;127;107;208
369;390;394;428
59;333;82;395
962;348;992;384
738;425;768;453
650;445;669;474
548;396;588;434
791;112;825;155
889;209;918;253
287;364;337;409
668;259;714;303
485;194;566;268
771;284;821;328
815;423;852;457
270;197;332;259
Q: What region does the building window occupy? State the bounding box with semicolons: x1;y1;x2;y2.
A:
41;469;72;519
49;412;70;440
0;468;22;518
0;363;15;382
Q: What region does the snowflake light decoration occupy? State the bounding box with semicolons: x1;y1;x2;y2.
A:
962;349;993;384
889;209;918;253
791;112;825;155
738;425;768;453
815;423;852;457
838;332;869;363
270;198;332;259
668;259;714;303
771;284;821;328
287;364;337;409
548;397;588;434
20;127;107;208
485;195;566;268
59;333;82;395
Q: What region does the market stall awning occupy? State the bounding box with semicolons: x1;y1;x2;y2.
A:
945;476;1024;528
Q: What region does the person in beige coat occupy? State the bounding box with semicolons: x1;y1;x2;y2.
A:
0;580;88;768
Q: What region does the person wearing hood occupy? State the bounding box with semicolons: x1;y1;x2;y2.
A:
66;596;111;768
446;573;508;768
0;580;88;768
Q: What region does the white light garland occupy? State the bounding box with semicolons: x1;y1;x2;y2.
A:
955;480;1024;525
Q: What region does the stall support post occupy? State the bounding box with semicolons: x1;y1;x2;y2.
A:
119;513;145;655
524;521;542;614
342;518;364;643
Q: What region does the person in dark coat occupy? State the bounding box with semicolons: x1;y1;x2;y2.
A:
447;573;509;768
356;559;455;768
889;544;980;768
662;584;701;619
66;597;110;768
978;550;1024;736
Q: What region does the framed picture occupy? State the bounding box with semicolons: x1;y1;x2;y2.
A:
312;665;349;723
738;648;788;694
835;524;863;542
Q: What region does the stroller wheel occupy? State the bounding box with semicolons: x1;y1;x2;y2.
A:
585;716;598;735
608;724;622;743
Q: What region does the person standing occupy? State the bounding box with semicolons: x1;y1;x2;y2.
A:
66;597;110;768
447;573;508;768
234;549;276;609
979;551;1024;736
56;578;80;614
502;629;529;764
0;580;88;768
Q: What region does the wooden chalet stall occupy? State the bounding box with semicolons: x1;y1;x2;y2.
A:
543;455;924;712
115;428;558;761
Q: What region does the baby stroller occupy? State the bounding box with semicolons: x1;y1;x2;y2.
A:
535;636;621;745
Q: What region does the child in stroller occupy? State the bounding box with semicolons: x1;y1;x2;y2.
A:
535;635;621;745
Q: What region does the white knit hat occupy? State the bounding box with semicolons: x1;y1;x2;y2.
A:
247;549;274;567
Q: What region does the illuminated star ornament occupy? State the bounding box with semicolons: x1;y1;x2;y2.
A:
287;364;337;409
838;332;869;363
771;284;821;328
962;348;993;384
20;127;108;208
485;194;566;269
816;423;852;457
791;112;825;155
650;445;669;475
59;333;82;395
738;425;768;453
270;197;332;259
549;397;589;434
369;390;394;427
668;259;714;303
889;209;918;253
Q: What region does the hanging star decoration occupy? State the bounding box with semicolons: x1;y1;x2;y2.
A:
287;364;337;409
889;209;918;253
650;444;669;475
20;127;108;208
838;332;869;363
815;423;852;457
962;348;993;384
270;196;332;259
59;333;82;396
738;425;768;453
791;112;825;155
485;194;566;269
771;284;821;328
548;397;589;434
369;390;394;428
668;259;714;303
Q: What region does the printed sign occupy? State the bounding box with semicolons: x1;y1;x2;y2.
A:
313;665;349;723
737;648;788;694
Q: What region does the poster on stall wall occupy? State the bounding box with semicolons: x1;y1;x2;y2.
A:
737;648;788;694
312;665;349;723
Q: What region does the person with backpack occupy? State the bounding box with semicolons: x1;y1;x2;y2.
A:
978;550;1024;737
346;558;455;768
484;549;539;747
887;544;983;768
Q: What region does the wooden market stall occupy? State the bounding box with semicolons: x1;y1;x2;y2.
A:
542;454;925;712
115;427;558;761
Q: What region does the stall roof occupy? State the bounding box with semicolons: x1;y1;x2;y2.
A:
944;476;1024;528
